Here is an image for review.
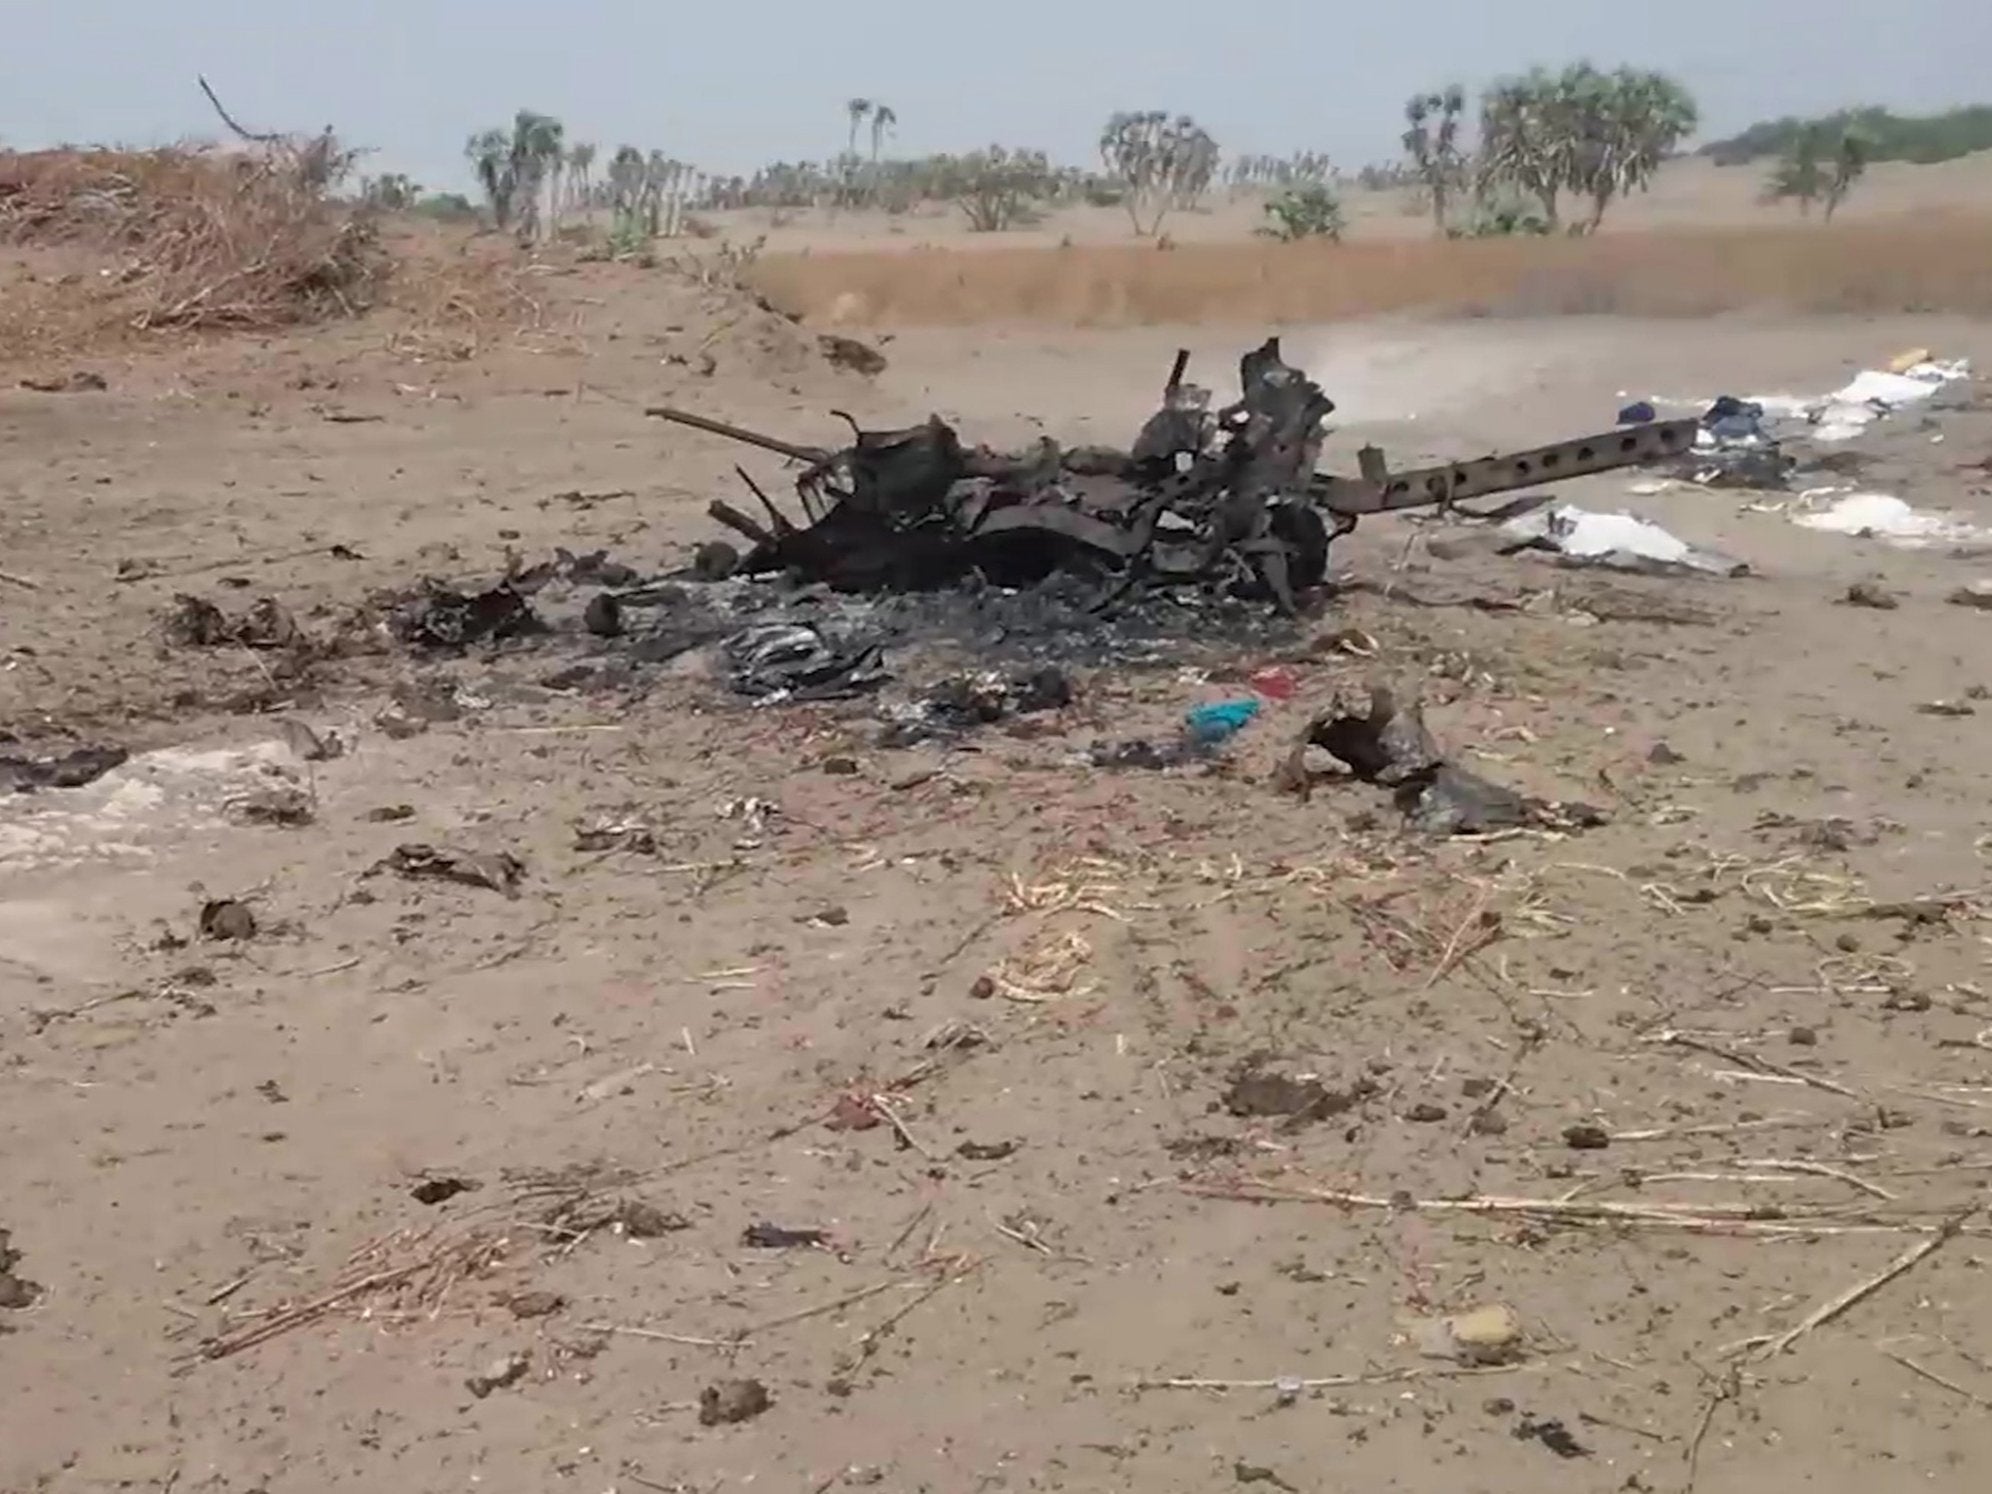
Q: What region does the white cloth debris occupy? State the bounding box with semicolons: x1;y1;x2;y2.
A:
1791;492;1989;548
1811;360;1971;442
1500;504;1742;576
1652;359;1971;444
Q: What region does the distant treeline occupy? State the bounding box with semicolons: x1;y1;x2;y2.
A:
1701;105;1992;166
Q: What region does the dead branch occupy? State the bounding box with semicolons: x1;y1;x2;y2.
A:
196;75;283;144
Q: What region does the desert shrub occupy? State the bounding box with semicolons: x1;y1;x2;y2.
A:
1259;184;1346;242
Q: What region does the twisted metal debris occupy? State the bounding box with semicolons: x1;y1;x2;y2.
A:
650;337;1698;614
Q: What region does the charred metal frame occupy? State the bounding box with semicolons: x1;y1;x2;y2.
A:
648;337;1698;613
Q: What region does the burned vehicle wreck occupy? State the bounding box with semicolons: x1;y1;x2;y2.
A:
650;337;1699;614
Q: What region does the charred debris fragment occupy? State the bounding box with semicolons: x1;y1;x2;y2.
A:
650;337;1698;614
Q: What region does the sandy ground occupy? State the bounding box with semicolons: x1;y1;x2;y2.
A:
5;272;1992;1494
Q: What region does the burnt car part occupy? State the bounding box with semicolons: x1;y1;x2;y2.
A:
647;337;1697;614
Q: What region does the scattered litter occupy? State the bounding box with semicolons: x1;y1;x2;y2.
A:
1616;399;1656;425
0;743;127;793
742;1223;829;1249
1674;396;1795;490
197;898;256;942
163;594;304;650
1414;1303;1526;1365
1918;700;1975;718
877;666;1073;745
1186;699;1262;745
574;818;660;854
1247;666;1298;701
389;577;546;649
722;623;888;702
1499;505;1746;578
699;1378;772;1425
466;1350;530;1398
1515;1414;1590;1459
376;843;525;897
1282;684;1604;836
1086;738;1206;771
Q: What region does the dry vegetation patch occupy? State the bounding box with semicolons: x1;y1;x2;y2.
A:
0;144;390;352
750;219;1992;326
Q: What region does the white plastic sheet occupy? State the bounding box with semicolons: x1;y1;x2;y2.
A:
1500;504;1742;575
1791;492;1989;548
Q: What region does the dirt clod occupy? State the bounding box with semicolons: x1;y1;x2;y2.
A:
699;1378;772;1426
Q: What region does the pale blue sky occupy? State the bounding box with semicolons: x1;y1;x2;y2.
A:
3;1;1985;191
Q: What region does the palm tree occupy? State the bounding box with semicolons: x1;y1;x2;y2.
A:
1403;85;1467;233
845;98;872;158
867;103;896;207
566;141;597;221
465;127;514;227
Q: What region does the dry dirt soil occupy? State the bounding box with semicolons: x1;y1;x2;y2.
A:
5;263;1992;1494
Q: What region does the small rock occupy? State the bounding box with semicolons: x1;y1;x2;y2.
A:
1789;1026;1819;1046
1947;581;1992;611
1647;741;1685;765
968;975;996;1000
411;1175;478;1206
1563;1122;1611;1150
1843;581;1898;610
198;899;257;942
1415;1302;1526;1365
699;1377;771;1425
1883;989;1934;1013
501;1290;566;1319
820;756;860;776
466;1350;530;1398
366;804;416;823
1404;1102;1449;1124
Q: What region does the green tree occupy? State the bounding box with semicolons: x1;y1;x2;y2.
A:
1402;85;1467;234
937;146;1055;231
1763;122;1870;220
1478;64;1696;232
1099;111;1220;235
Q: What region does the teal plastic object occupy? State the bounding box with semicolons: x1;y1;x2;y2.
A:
1184;699;1261;745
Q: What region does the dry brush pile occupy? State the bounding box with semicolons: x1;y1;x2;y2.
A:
0;139;389;352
